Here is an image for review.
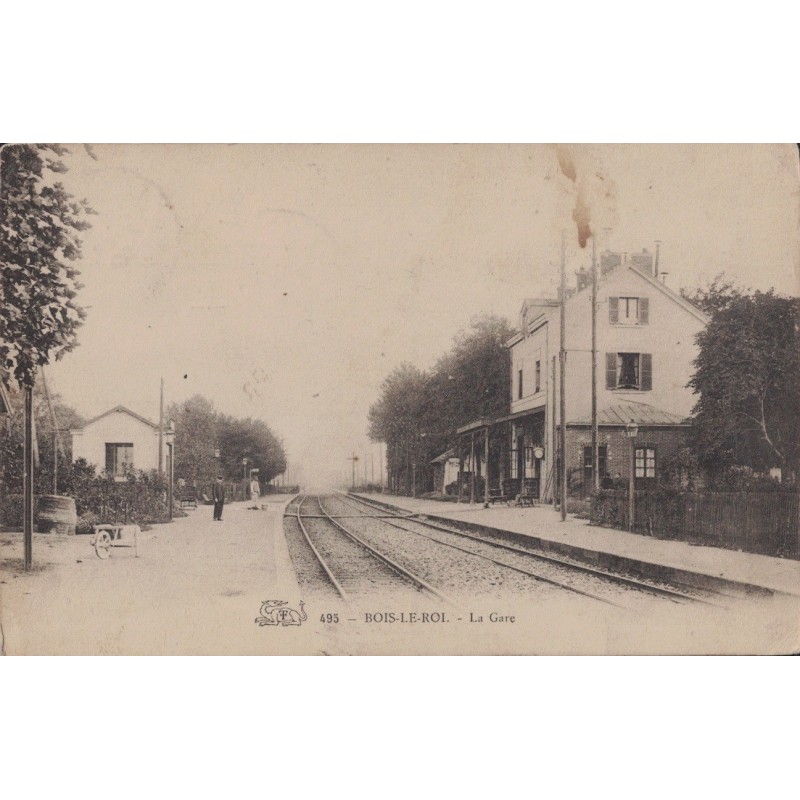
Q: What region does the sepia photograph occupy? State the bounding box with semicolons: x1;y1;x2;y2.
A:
1;143;798;655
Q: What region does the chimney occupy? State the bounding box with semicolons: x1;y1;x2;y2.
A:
575;267;591;292
654;240;661;278
660;271;669;286
600;250;622;276
630;248;654;276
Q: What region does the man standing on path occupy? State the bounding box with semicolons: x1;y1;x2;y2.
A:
213;476;226;521
250;474;261;510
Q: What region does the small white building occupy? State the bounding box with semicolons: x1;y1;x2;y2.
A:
71;405;166;478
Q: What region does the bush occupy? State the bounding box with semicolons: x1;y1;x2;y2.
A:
590;489;628;529
566;497;591;518
708;465;795;492
0;493;24;528
76;511;101;535
69;467;171;526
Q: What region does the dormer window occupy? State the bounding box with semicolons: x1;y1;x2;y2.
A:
609;296;649;325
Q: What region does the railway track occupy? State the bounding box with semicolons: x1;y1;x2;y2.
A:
341;493;714;607
290;494;451;603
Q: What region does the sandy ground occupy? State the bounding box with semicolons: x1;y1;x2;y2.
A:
2;496;798;655
0;497;307;655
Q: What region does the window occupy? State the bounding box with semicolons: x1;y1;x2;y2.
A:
524;446;537;479
518;368;523;399
635;446;656;479
609;296;649;324
582;445;608;494
105;443;134;477
535;360;541;393
605;352;652;391
509;427;519;479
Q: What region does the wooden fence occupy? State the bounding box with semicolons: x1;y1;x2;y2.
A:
591;490;799;559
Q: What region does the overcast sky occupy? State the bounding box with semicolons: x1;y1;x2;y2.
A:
44;144;799;487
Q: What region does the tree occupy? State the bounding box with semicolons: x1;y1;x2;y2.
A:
166;395;220;486
1;144;93;386
166;394;287;488
216;414;287;485
368;314;514;493
1;144;93;565
688;290;800;482
0;382;84;523
436;313;514;425
368;363;428;492
681;272;748;317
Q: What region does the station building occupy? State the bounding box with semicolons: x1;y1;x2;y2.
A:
456;249;709;502
71;405;169;478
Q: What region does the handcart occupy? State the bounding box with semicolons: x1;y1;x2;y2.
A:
92;524;140;559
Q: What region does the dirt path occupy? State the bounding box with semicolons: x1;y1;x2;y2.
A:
0;498;307;655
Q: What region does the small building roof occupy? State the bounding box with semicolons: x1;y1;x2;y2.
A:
76;405;159;430
570;400;690;427
431;448;456;464
456;417;494;435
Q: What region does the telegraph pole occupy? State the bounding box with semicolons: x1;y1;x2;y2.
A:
591;234;599;492
41;368;63;494
469;431;476;504
559;232;567;522
348;454;358;490
158;377;164;476
483;426;490;508
23;380;34;570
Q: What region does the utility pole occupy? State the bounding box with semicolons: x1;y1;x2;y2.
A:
591;233;599;492
559;232;567;522
469;431;476;504
551;355;556;502
167;422;174;520
41;368;62;494
23;380;34;570
483;426;490;508
348;454;358;490
158;377;164;476
379;443;383;491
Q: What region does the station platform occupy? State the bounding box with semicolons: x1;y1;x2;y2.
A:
352;493;800;598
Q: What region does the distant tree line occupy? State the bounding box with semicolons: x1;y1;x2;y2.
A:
0;386;287;528
368;314;513;494
166;394;287;488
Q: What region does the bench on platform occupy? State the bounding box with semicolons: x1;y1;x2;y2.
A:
488;479;519;506
516;479;539;507
179;488;198;509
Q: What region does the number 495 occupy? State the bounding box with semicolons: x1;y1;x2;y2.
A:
320;613;339;623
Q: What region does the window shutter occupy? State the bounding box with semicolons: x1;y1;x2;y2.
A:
609;297;619;323
641;353;652;390
638;297;649;324
105;443;115;474
605;353;617;389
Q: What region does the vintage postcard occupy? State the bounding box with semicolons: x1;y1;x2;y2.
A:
1;143;798;655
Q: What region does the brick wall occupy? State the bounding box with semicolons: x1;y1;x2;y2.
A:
565;425;691;494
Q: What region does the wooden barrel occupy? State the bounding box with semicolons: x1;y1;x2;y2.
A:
36;495;77;535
